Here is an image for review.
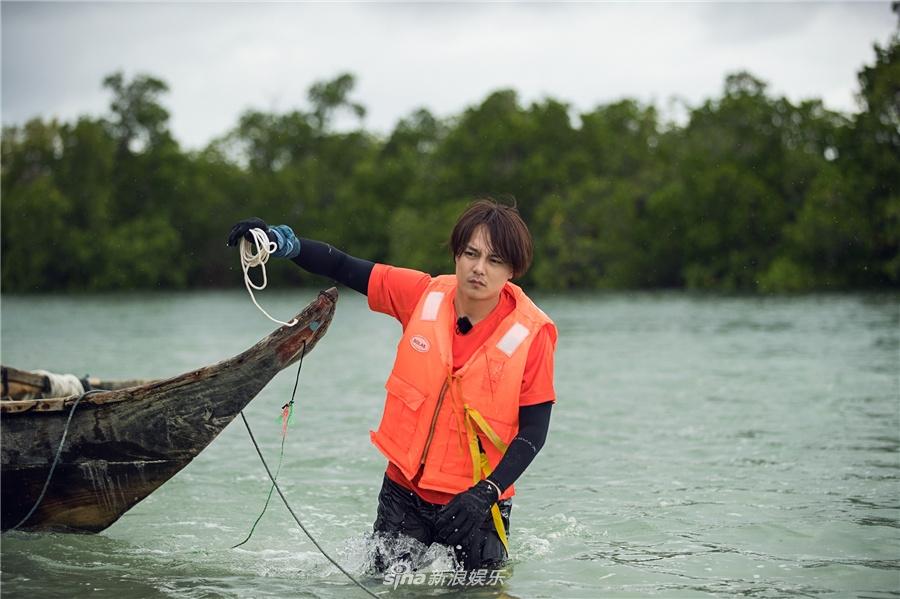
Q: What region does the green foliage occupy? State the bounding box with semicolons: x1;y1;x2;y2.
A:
532;182;606;290
308;73;366;132
842;23;900;287
2;27;898;293
92;215;186;289
1;174;74;291
103;71;172;153
387;199;471;275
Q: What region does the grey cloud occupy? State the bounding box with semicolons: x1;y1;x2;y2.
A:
2;2;895;149
700;1;891;45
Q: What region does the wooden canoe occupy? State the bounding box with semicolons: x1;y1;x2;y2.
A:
1;288;338;533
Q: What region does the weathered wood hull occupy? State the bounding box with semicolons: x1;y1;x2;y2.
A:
1;288;338;533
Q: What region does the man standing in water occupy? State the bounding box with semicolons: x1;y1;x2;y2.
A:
227;199;557;573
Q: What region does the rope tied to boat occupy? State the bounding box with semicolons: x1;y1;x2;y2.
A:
239;228;298;327
7;390;103;532
33;369;84;398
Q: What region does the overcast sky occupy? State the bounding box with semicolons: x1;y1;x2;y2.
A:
2;2;896;149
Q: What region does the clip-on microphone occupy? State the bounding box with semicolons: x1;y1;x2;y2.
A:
456;316;473;335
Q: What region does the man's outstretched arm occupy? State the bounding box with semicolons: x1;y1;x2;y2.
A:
291;237;374;296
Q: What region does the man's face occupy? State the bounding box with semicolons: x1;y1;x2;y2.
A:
454;226;513;303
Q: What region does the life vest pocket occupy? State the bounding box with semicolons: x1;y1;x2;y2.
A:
379;375;428;450
481;411;516;433
384;374;427;411
480;413;516;446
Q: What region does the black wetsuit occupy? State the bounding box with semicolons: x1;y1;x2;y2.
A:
293;238;553;570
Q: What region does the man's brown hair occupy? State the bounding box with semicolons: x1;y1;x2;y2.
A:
450;198;533;278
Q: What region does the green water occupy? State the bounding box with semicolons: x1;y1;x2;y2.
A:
1;289;898;598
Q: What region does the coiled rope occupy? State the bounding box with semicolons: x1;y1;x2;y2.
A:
33;370;84;398
239;228;297;327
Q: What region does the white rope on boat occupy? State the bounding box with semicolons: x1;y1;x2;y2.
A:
239;228;298;327
33;370;84;398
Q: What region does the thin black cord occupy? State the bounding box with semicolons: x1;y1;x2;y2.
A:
237;339;380;598
8;391;96;532
240;412;380;599
232;341;305;549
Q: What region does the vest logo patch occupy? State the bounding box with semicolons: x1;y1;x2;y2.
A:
410;335;431;353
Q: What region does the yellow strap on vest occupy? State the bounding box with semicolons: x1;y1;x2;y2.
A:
463;403;510;553
463;412;482;484
479;452;510;555
465;407;508;454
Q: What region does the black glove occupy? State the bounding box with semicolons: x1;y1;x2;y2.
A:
435;480;499;547
226;217;274;247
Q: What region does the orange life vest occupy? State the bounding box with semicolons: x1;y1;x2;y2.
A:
370;275;557;500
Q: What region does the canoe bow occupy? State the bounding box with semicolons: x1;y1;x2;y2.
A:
1;288;338;533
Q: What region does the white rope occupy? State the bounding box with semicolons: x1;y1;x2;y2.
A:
33;370;84;398
239;228;298;327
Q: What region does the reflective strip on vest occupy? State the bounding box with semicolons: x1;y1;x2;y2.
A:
421;291;444;321
496;322;530;356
